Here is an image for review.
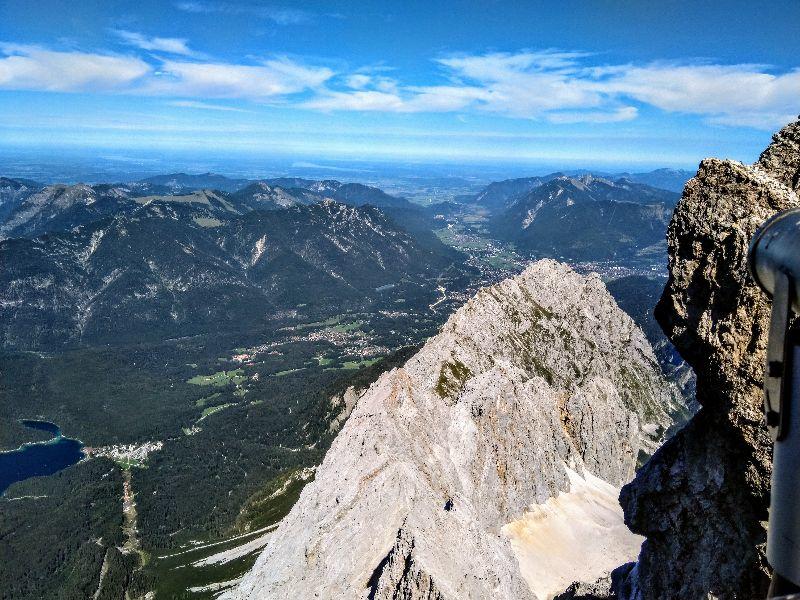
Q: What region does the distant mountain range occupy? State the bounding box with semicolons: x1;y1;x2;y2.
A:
0;175;421;240
0;197;457;350
464;172;682;211
466;174;679;261
0;168;688;349
468;173;566;212
136;167;692;198
617;168;693;193
139;172;251;193
137;172;417;207
231;182;320;209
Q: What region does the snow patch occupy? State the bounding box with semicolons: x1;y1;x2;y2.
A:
502;466;643;600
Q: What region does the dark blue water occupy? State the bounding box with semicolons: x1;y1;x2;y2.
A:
0;420;84;495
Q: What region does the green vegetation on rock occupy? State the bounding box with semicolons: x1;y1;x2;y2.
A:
435;359;473;400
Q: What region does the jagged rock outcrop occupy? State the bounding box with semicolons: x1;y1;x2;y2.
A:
327;386;362;433
224;260;677;600
366;527;445;600
618;118;800;599
553;573;614;600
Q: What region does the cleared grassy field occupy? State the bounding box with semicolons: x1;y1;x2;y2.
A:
292;315;362;333
195;392;222;407
335;357;382;370
294;315;344;329
199;403;236;420
187;369;245;387
274;368;305;377
330;321;362;333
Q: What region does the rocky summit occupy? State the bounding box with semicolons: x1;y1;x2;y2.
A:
618;118;800;599
224;259;677;600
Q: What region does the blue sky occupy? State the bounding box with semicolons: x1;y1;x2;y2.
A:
0;0;798;168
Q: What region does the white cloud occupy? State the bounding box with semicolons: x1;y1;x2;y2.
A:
303;51;606;118
435;51;608;117
303;50;799;129
436;50;591;78
113;30;196;57
304;90;405;111
707;112;798;129
547;106;639;124
168;99;251;112
605;64;800;127
151;57;333;98
304;85;491;113
403;85;492;112
1;42;796;130
0;44;331;100
0;44;150;92
374;77;398;93
174;1;312;24
342;73;398;93
344;74;371;89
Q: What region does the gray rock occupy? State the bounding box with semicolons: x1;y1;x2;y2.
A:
366;526;445;600
618;117;800;600
223;260;675;600
553;573;614;599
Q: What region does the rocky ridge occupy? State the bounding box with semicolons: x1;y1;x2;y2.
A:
0;183;124;239
0;176;40;222
618;118;800;599
489;177;677;261
0;199;456;349
231;181;320;209
224;260;677;600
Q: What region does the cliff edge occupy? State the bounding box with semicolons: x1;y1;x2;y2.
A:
618;118;800;599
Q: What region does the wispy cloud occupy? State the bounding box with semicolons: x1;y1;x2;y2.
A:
174;1;312;25
150;57;333;98
167;99;252;112
603;63;800;128
112;30;197;57
547;106;639;124
341;72;397;93
0;43;150;92
0;42;796;130
306;50;799;129
343;74;371;90
305;90;405;112
303;51;616;119
0;44;332;100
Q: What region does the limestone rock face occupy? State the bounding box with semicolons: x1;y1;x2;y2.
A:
224;260;674;600
618;118;800;599
553;573;615;600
